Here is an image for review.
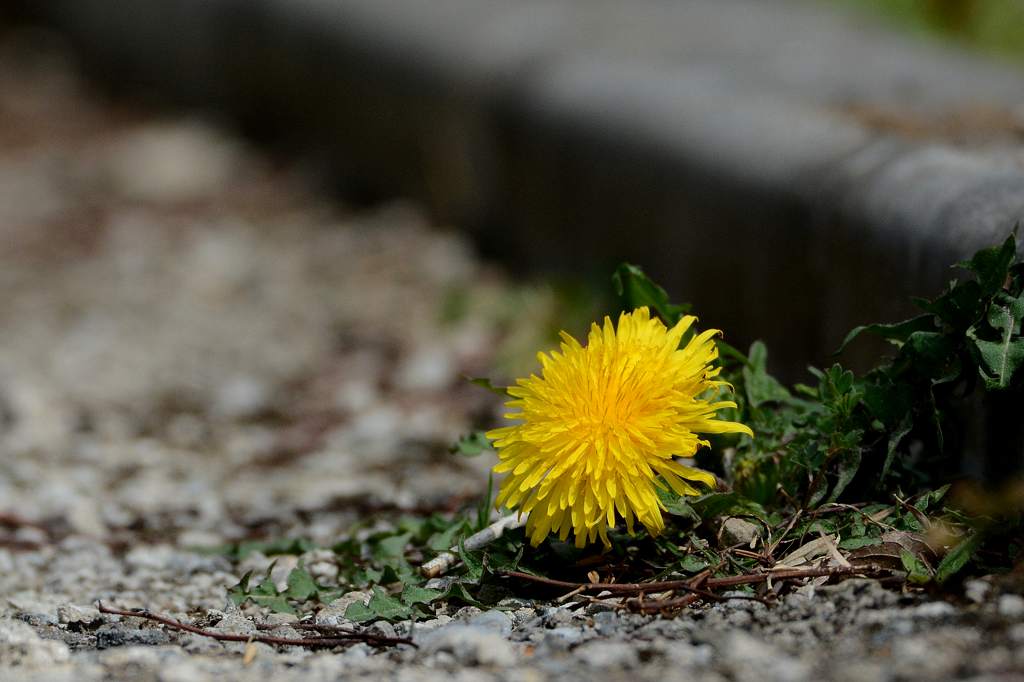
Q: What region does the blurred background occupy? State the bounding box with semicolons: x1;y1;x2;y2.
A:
0;0;1023;540
4;0;1024;373
846;0;1024;58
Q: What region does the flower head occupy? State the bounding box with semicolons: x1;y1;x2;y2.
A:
487;307;752;548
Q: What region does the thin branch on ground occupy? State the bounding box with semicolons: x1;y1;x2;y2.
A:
706;564;881;587
624;568;772;613
766;509;803;558
95;602;415;649
255;622;356;635
0;512;49;550
627;588;766;613
500;570;693;594
626;592;700;613
0;512;48;532
500;563;887;597
555;585;587;603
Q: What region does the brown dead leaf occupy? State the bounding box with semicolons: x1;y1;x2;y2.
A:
867;507;894;524
882;530;939;567
777;535;840;568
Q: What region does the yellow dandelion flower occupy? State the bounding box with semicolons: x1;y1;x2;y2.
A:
486;307;753;549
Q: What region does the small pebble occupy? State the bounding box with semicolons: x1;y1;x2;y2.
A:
998;594;1024;619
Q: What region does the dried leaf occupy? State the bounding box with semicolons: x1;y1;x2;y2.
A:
777;535;840;567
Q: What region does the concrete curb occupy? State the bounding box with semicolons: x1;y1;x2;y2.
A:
10;0;1024;375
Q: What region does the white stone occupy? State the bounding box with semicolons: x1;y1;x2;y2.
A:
157;660;207;682
315;592;371;626
998;594;1024;618
721;517;760;546
394;345;454;392
420;624;517;667
57;604;101;626
575;640;639;668
964;579;991;604
212;376;271;420
909;601;956;619
722;631;810;682
465;610;513;637
102;121;241;203
0;618;71;667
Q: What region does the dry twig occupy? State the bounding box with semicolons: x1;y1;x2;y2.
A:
501;563;886;598
0;512;48;533
95;603;415;649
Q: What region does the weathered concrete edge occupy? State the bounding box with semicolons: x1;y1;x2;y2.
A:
9;0;1024;374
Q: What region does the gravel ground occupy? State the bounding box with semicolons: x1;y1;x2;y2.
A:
1;28;1024;682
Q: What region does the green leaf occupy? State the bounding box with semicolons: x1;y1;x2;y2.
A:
806;471;830;508
397;516;428;536
807;519;838;535
611;263;690;325
968;333;1024;390
467;377;510;397
881;413;914;481
249;594;296;614
900;549;933;585
678;554;709;572
227;560;335;614
427;521;467;552
212;537;317;561
902;331;959;381
957;232;1016;298
401;584;443;606
348;587;414;622
838;536;882;550
935;531;985;584
915;279;984;332
826;449;862;503
318;589;344;604
253;561;279;596
927;387;945;453
913;484;951;512
743;341;791;407
450;431;493;457
988;292;1024;335
655;486;700;522
370;587;413;620
360;567;383;585
227;571;253;607
374;532;412;561
689;492;767;522
441;581;486;608
848;513;867;538
378;563;410;586
837;314;936;355
480;541;525;575
898;510;924;533
458;540;485;583
829;364;854;395
343;601;376;623
968;294;1024;390
862;379;912;428
285;566;317;601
